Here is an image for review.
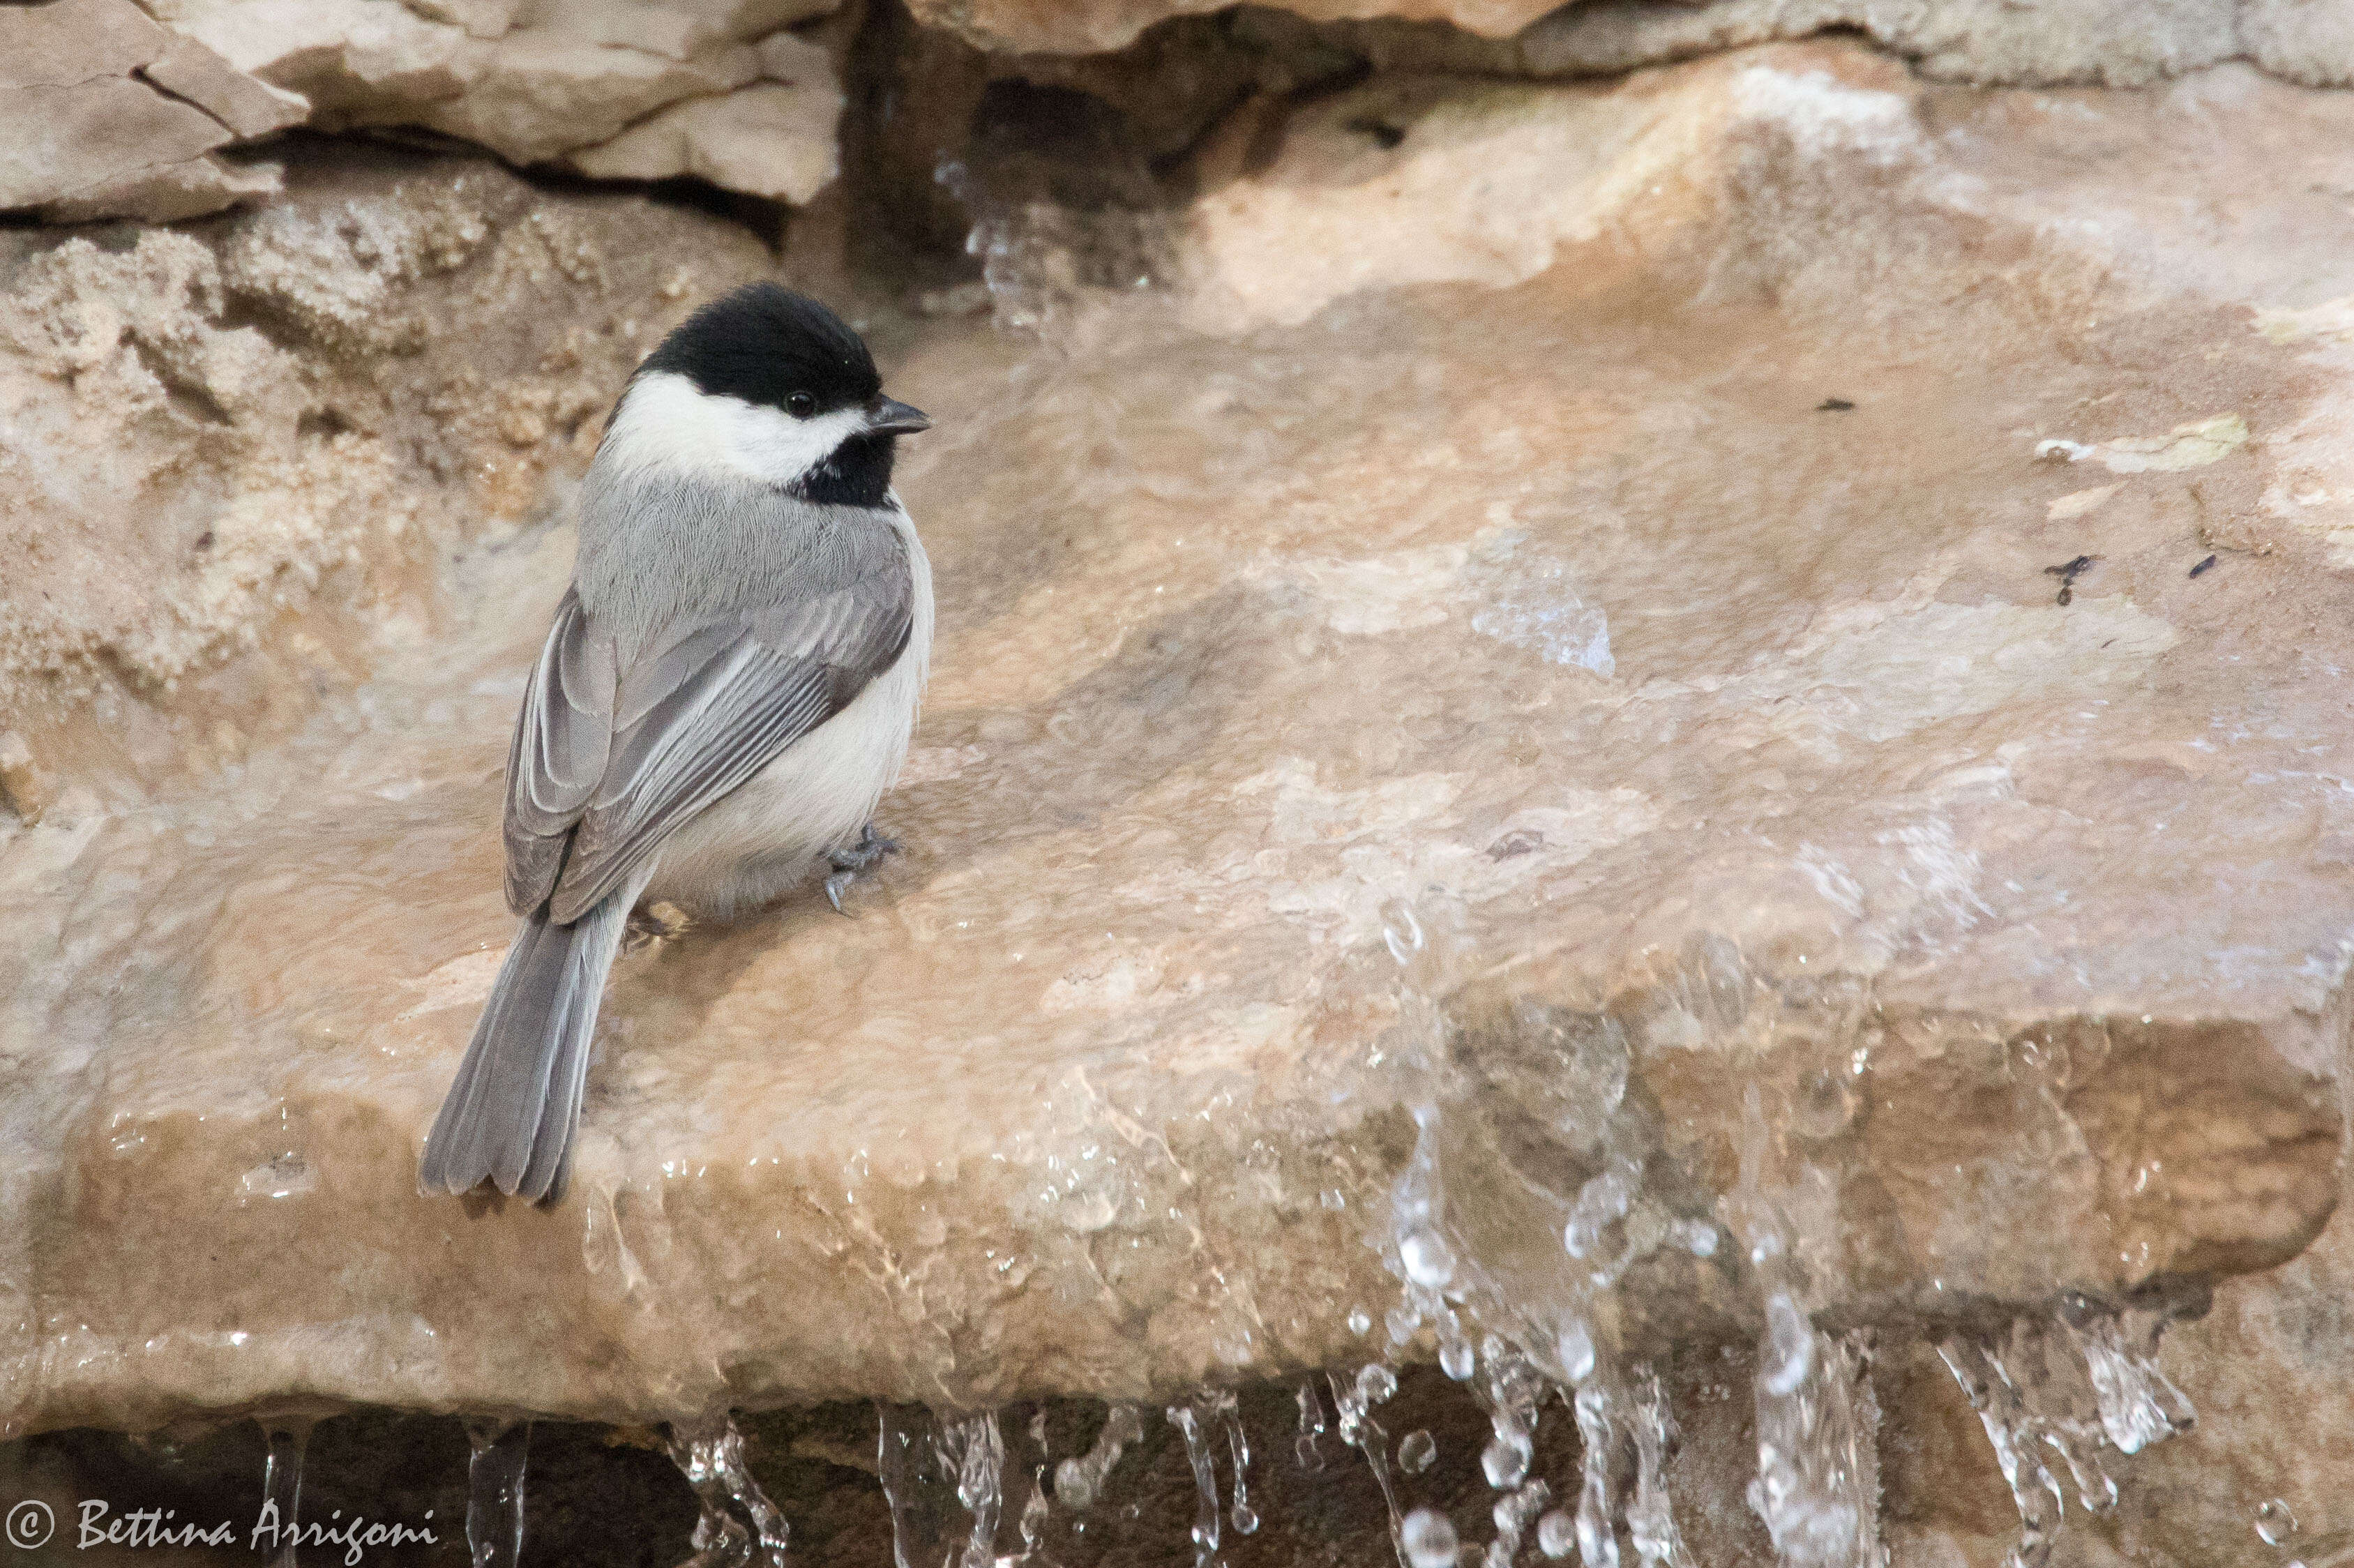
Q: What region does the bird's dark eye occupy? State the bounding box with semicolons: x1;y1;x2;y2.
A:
785;391;815;418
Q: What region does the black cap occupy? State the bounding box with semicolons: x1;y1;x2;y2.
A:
637;283;881;419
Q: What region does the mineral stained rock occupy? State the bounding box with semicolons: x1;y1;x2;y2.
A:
2;43;2350;1442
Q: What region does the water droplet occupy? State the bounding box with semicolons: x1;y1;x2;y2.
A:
1482;1433;1530;1491
2259;1500;2300;1548
1051;1459;1093;1512
1441;1336;1477;1380
1537;1509;1576;1560
1399;1430;1438;1474
1669;1219;1718;1259
1557;1319;1597;1385
1051;1404;1142;1512
1357;1363;1399;1405
1403;1507;1460;1568
1760;1293;1814;1397
1381;902;1426;967
1348;1307;1373;1336
1491;1480;1552;1568
1401;1230;1457;1288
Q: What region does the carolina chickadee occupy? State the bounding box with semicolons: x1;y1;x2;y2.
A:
420;285;934;1203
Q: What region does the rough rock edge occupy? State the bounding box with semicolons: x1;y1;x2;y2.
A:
921;0;2354;91
561;31;845;202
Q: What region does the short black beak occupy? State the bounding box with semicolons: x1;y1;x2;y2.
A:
868;398;931;436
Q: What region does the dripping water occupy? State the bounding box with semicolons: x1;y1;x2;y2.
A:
1341;897;2203;1568
259;1419;311;1568
878;1406;1006;1568
1166;1401;1221;1567
1294;1382;1328;1472
946;1413;1006;1568
1935;1307;2193;1568
1051;1403;1142;1512
1571;1379;1621;1568
880;1406;956;1568
667;1412;790;1568
1747;1312;1883;1568
1011;1410;1053;1564
465;1417;531;1568
1472;1335;1541;1492
1213;1391;1258;1535
1488;1480;1552;1568
1329;1363;1408;1562
1624;1371;1687;1568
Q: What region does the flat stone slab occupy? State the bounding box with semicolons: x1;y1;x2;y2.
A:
4;44;2354;1434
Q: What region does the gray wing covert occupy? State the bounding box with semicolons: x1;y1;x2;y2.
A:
540;548;914;924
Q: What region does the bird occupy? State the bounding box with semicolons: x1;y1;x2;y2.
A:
419;283;933;1203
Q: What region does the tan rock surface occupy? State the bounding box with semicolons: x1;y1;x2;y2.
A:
568;35;843;201
148;0;844;198
1;45;2350;1452
0;0;303;223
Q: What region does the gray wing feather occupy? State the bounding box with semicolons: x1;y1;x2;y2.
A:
538;568;912;924
503;590;618;915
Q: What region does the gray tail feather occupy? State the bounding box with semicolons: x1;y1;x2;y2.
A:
419;885;635;1203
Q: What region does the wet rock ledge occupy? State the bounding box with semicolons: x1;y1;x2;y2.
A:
2;3;2354;1567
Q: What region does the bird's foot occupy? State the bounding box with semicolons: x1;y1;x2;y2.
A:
823;824;902;915
624;900;693;954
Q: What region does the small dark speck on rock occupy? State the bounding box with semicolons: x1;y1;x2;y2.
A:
2044;554;2097;605
1488;829;1545;861
1346;117;1407;149
2191;554;2218;578
1816;398;1855;412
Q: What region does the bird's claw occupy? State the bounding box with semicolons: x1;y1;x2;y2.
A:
831;823;900;870
822;824;900;917
624;900;693;953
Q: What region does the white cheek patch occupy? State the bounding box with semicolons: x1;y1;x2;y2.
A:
599;371;867;488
